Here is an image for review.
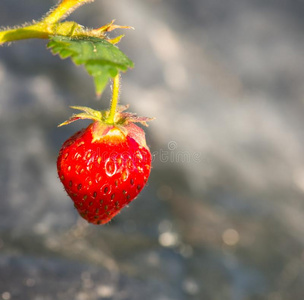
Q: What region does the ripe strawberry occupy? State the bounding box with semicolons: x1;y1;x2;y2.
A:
57;105;153;225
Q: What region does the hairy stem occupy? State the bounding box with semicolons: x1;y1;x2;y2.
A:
0;0;95;45
107;74;121;124
44;0;95;24
0;23;49;44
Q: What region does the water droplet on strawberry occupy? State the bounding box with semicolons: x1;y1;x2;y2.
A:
105;158;117;176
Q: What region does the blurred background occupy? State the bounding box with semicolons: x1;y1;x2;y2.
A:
1;0;304;299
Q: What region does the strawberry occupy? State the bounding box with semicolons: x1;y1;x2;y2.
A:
57;105;153;225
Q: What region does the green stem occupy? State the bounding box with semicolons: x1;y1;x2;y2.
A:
107;74;121;124
44;0;95;24
0;23;49;44
0;0;95;45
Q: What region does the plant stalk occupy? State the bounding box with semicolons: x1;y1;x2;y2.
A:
0;0;95;45
0;23;49;44
107;74;121;124
44;0;95;24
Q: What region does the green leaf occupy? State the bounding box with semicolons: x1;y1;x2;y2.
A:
47;36;134;96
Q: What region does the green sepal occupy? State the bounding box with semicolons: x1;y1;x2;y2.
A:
58;105;154;127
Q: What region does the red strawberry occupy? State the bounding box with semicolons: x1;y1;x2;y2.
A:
57;105;153;225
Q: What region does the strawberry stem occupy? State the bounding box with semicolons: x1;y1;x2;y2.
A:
106;74;120;124
43;0;95;24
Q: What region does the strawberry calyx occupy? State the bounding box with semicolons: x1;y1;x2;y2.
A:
59;105;154;147
58;104;154;127
59;74;154;147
